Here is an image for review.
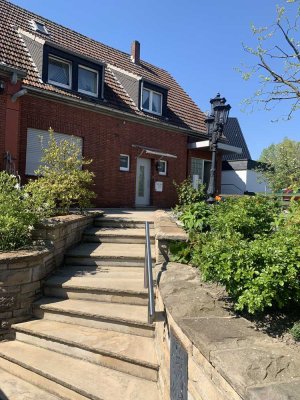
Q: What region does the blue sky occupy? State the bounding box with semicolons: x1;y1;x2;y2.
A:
10;0;300;159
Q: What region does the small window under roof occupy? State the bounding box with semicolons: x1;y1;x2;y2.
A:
33;20;49;35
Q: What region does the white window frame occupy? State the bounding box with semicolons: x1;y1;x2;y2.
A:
48;55;72;89
142;88;163;115
78;64;99;97
158;160;167;176
120;154;130;172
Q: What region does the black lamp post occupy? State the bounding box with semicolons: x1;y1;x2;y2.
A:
205;93;231;203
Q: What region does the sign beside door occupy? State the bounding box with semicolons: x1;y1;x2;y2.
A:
135;158;151;206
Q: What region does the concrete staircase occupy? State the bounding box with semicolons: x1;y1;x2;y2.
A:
0;213;160;400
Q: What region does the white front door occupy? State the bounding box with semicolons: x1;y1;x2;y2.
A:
135;158;151;206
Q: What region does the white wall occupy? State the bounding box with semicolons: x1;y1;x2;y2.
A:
221;169;270;194
246;170;270;193
221;170;246;194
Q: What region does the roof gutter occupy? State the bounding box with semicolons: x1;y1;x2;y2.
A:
23;85;208;139
0;63;27;83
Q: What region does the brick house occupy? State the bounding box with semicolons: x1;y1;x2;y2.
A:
0;0;239;208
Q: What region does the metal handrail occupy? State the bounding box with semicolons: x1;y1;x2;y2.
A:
144;221;155;324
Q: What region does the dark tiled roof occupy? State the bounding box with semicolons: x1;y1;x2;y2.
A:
222;159;259;171
223;117;251;161
0;0;207;133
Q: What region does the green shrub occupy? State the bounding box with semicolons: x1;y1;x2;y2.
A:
172;194;299;314
174;179;206;206
191;229;300;314
0;172;38;251
25;129;96;216
209;195;281;239
290;322;300;341
169;241;192;264
180;202;212;233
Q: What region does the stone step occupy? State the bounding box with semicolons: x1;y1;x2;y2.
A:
94;217;154;229
65;242;155;267
0;368;61;400
0;341;160;400
13;319;158;381
44;266;148;305
33;298;154;337
83;227;155;244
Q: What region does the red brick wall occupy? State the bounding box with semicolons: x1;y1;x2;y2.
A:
0;79;23;173
19;95;190;208
0;84;7;171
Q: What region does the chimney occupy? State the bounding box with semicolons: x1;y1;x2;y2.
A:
131;40;140;64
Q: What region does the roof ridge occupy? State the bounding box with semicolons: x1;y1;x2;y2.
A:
2;0;169;75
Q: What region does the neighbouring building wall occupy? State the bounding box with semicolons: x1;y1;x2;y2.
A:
221;170;246;194
221;169;270;194
19;95;190;208
246;169;270;193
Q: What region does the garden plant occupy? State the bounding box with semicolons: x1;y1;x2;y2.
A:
172;180;300;315
0;128;96;252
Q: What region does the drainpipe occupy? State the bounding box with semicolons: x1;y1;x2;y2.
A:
11;88;27;102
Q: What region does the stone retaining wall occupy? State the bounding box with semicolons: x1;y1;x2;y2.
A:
155;262;300;400
154;210;187;263
0;213;97;340
154;211;300;400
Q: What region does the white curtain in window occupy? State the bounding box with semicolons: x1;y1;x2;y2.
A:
152;92;162;113
48;58;70;86
78;67;97;94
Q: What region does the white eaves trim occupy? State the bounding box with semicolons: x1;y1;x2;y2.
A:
188;140;242;154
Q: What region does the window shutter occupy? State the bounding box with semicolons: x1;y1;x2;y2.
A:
25;128;83;175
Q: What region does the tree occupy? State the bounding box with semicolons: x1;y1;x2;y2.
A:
257;138;300;191
240;0;300;118
25;128;96;216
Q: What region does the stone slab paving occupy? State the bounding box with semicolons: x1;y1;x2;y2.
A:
0;368;61;400
35;298;150;326
13;319;158;368
0;341;159;400
84;227;155;238
66;242;155;260
101;209;156;222
158;262;300;400
46;272;146;294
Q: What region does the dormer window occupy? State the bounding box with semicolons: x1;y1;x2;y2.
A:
43;45;104;99
78;65;98;97
48;56;72;89
32;20;49;35
142;88;162;115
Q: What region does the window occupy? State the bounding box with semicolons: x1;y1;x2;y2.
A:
32;20;49;35
78;65;98;97
48;56;71;89
120;154;130;171
25;128;83;176
44;46;104;98
191;158;212;188
157;160;167;176
142;88;162;115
